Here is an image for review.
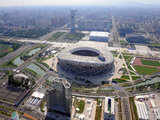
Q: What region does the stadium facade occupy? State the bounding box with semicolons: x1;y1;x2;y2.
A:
57;45;114;84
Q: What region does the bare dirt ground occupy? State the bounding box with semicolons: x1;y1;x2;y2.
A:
133;58;142;66
43;56;58;72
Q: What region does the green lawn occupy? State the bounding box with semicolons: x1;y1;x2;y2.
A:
149;43;160;47
121;75;130;80
74;99;85;113
134;65;159;75
123;55;133;65
95;99;102;120
128;65;134;71
129;97;139;120
48;32;66;41
141;59;160;66
112;78;128;83
64;33;85;40
130;71;136;75
132;76;141;80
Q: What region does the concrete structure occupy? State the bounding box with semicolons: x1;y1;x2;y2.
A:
11;73;31;87
56;42;114;85
89;31;110;42
57;46;114;76
32;91;44;99
46;78;71;116
14;73;29;80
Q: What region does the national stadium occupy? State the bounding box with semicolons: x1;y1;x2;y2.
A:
56;42;114;85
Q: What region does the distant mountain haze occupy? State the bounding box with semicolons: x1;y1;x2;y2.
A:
0;0;160;7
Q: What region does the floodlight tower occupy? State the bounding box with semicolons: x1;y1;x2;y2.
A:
70;9;77;33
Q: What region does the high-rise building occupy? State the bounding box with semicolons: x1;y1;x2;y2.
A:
70;9;76;33
46;78;71;116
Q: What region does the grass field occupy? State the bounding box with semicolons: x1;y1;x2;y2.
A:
123;55;133;65
129;97;139;120
74;99;85;113
134;65;159;75
141;59;160;66
64;33;85;40
132;76;141;80
121;75;130;80
48;32;66;41
95;99;102;120
112;78;128;83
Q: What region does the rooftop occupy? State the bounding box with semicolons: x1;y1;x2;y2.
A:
14;73;29;79
90;31;110;37
32;91;44;99
57;43;113;64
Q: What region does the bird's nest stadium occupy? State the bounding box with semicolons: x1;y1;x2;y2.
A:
57;46;114;77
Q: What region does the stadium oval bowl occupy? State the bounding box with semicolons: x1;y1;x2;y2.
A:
57;46;114;76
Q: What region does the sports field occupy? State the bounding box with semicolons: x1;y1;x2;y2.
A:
134;65;159;75
133;57;160;75
141;59;160;66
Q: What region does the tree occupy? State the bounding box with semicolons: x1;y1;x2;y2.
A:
8;73;14;85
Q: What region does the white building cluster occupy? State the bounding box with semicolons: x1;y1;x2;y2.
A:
89;31;110;42
135;94;160;120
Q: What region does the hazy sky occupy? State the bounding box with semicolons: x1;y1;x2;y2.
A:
0;0;159;6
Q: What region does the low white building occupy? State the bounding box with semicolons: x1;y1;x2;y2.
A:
89;31;110;42
135;101;149;120
32;91;45;99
